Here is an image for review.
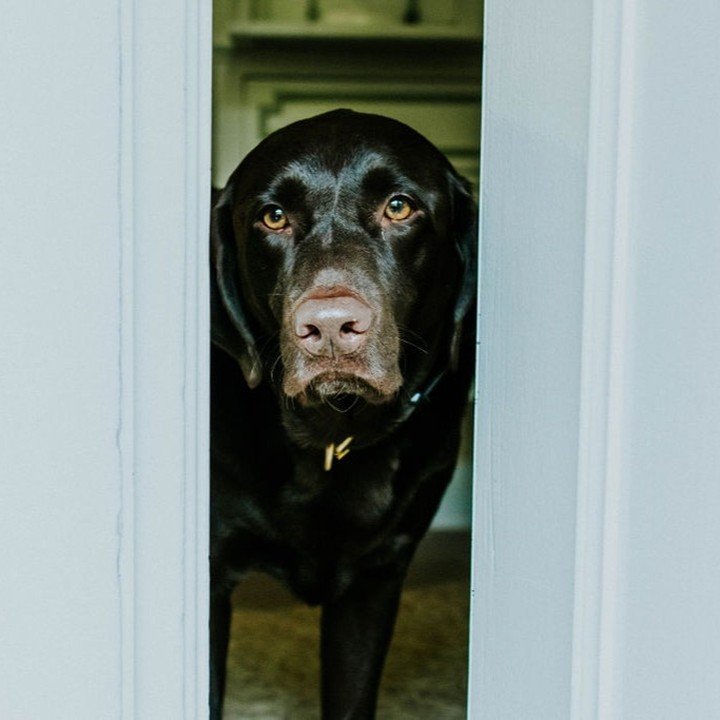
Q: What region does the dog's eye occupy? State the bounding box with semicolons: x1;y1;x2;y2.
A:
384;196;415;221
261;205;289;231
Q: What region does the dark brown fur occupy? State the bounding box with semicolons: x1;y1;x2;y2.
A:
210;110;476;719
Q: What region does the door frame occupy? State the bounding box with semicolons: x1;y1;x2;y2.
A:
117;0;212;715
469;0;618;715
470;0;720;717
133;0;720;716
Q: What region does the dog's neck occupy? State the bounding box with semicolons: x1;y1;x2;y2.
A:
276;353;449;458
279;396;400;452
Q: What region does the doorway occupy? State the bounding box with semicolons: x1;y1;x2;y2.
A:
211;1;482;716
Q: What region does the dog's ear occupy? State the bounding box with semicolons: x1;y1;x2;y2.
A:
448;171;478;370
211;186;262;388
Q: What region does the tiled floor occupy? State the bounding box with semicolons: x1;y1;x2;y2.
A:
223;531;470;719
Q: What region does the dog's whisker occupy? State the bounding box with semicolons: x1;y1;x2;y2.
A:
399;337;429;355
398;325;429;347
323;394;360;414
269;353;283;384
255;333;280;365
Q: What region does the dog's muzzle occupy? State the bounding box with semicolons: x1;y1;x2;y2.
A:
280;288;402;404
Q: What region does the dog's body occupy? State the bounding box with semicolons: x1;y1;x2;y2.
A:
210;110;476;719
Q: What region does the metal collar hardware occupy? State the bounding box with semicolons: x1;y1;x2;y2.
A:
324;436;353;471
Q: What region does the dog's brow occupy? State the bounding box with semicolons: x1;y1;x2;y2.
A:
284;157;332;181
361;165;411;196
273;161;336;197
267;176;306;203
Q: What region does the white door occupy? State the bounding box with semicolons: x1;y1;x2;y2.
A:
0;1;210;717
471;0;720;718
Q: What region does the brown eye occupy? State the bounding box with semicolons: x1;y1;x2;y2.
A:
384;195;415;221
261;205;288;231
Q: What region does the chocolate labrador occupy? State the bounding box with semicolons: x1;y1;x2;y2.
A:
210;109;476;719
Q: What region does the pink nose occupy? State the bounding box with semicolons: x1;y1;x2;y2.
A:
294;296;372;357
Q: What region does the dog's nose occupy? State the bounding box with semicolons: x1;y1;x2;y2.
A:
294;296;372;357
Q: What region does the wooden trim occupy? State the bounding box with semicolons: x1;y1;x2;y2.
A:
228;20;482;44
570;0;636;716
466;1;490;713
240;79;480;185
118;0;211;715
182;0;212;714
117;0;135;715
469;0;597;714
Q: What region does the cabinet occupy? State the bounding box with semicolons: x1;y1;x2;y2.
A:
212;0;482;188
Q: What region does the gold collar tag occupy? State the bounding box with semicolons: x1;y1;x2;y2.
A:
324;436;353;471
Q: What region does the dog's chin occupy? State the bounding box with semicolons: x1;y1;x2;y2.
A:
293;373;396;408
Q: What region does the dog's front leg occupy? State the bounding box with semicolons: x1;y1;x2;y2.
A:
320;566;405;719
209;587;232;720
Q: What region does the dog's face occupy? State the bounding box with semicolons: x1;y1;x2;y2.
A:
212;110;476;409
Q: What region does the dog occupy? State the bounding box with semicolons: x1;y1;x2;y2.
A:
210;109;476;719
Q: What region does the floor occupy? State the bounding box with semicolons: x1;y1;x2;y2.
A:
222;531;470;719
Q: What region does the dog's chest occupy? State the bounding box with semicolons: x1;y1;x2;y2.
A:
271;462;400;602
259;446;402;560
216;443;410;603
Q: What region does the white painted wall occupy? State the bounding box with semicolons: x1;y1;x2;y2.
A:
471;0;720;718
0;4;123;716
0;2;210;718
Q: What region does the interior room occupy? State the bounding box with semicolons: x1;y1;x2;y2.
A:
5;1;720;718
211;1;483;716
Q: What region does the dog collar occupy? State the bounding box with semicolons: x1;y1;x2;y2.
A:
407;368;446;407
324;436;353;471
321;369;447;470
398;367;449;425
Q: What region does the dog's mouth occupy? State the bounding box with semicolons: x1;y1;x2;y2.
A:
293;372;395;407
311;392;363;413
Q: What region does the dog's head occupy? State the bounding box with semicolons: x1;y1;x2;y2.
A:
212;110;476;409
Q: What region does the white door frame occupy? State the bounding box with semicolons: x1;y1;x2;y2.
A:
470;1;720;718
469;0;613;714
118;0;212;716
1;0;210;717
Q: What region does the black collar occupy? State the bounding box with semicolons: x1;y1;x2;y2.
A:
397;367;448;422
321;368;449;471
